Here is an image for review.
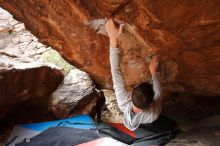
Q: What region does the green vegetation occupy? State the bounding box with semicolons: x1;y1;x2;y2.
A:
41;49;75;76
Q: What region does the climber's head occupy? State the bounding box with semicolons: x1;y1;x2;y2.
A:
132;82;154;112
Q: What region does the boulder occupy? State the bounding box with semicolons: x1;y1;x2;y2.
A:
0;0;220;95
49;69;104;119
0;53;64;119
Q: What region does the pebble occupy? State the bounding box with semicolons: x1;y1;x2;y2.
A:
13;23;25;32
36;43;45;48
0;39;6;49
36;47;47;54
19;34;32;43
12;37;20;44
9;19;18;26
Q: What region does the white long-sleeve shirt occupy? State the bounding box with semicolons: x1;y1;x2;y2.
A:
109;46;162;131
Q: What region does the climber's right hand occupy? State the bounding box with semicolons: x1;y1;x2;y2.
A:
105;18;123;48
149;55;159;76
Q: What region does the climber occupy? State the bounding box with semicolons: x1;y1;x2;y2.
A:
105;18;163;131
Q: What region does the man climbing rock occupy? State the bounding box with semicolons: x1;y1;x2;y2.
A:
105;19;162;131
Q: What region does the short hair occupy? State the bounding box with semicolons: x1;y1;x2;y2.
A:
132;82;154;109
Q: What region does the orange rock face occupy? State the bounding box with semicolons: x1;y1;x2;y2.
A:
1;0;220;95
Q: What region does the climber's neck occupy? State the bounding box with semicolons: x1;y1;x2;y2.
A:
132;104;143;113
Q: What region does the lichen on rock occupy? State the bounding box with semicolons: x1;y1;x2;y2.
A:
41;50;75;76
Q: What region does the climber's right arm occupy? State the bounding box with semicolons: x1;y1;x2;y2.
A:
106;19;131;112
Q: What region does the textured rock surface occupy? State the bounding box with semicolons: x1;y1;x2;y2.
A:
1;0;220;95
50;69;104;119
101;90;123;123
0;8;51;59
0;54;64;119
